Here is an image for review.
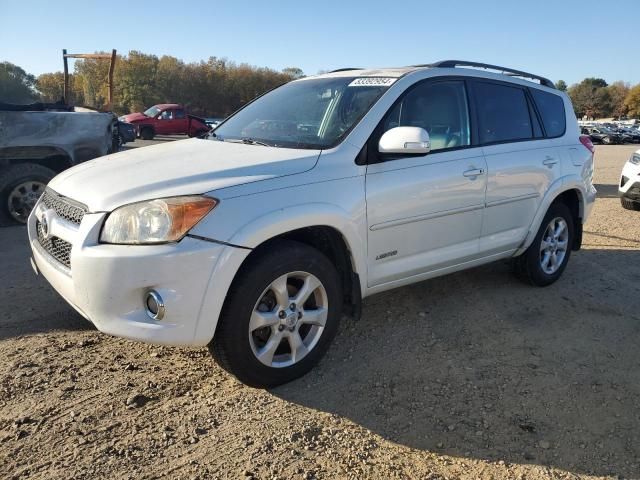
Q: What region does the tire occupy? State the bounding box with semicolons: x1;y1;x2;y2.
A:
0;164;55;225
602;136;611;145
209;240;342;388
621;197;640;211
513;202;574;287
140;127;154;140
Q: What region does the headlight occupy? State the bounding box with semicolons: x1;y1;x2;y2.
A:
100;196;217;244
630;154;640;165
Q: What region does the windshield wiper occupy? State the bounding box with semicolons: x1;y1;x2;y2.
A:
223;137;273;147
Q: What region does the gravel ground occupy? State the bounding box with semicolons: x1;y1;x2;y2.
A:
1;144;639;480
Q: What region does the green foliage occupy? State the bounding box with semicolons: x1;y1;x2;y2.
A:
0;62;38;104
555;80;567;91
567;78;613;119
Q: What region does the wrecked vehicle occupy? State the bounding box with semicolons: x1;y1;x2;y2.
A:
120;104;210;140
0;102;124;224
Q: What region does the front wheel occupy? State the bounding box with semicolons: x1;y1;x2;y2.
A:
140;127;154;140
621;197;640;211
210;240;342;388
513;202;574;287
0;164;55;224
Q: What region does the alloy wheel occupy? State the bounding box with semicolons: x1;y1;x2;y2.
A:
7;181;46;223
539;217;569;275
248;271;328;368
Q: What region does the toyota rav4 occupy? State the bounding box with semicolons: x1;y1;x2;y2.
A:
28;61;596;387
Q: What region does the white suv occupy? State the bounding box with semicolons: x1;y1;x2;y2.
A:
619;149;640;210
28;60;596;387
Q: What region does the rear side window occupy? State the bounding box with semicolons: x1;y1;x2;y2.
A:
475;82;533;144
530;89;566;137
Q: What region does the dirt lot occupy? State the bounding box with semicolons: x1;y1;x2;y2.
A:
1;144;639;480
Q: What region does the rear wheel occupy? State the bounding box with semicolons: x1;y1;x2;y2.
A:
210;240;342;388
0;164;55;224
621;197;640;211
513;202;574;287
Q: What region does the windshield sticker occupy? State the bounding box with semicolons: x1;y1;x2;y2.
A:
348;77;397;87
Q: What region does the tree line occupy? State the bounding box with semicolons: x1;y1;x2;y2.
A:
556;78;640;119
2;51;303;117
1;52;640;119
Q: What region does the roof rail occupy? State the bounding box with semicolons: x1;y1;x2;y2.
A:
416;60;556;89
328;67;364;73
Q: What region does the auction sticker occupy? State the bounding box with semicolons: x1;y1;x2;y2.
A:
348;77;397;87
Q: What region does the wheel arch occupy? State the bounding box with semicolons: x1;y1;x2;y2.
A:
0;146;73;173
192;204;367;345
516;178;588;256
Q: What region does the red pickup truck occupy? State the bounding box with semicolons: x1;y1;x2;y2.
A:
120;104;210;140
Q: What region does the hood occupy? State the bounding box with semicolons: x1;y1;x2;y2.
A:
49;138;320;211
121;112;147;123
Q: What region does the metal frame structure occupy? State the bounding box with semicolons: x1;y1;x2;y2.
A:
63;49;117;110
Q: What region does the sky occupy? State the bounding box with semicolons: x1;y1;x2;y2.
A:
1;0;639;86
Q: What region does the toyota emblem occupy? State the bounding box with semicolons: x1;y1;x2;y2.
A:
41;215;49;236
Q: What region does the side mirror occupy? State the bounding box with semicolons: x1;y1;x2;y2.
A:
378;126;430;155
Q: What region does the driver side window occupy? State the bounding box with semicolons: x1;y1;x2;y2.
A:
382;81;471;151
160;110;174;120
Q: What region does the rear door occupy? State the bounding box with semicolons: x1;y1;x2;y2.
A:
471;80;563;255
365;79;487;287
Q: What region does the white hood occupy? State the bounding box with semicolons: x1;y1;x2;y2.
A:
49;138;320;211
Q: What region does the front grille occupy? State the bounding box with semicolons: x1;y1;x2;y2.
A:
41;189;86;225
36;220;72;268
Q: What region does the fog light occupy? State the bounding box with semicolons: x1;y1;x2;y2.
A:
145;290;165;320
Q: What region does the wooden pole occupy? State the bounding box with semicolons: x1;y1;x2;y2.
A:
62;49;69;105
107;49;117;111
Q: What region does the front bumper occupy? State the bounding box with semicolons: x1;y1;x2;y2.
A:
27;206;247;346
619;161;640;201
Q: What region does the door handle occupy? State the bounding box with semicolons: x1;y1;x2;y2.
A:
543;156;558;167
463;168;485;178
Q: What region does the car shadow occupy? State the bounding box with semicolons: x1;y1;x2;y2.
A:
0;226;93;341
594;183;620;199
273;248;640;477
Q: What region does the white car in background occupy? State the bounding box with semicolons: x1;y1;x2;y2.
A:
28;60;596;387
620;149;640;210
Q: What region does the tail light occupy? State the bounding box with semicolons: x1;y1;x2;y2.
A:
579;134;595;153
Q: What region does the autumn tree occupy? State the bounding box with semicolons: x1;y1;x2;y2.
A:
36;72;65;102
607;81;630;118
114;50;160;112
625;85;640;118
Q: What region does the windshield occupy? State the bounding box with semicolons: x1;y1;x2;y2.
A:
212;77;393;149
143;106;161;117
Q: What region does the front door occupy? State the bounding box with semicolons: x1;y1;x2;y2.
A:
365;80;487;288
